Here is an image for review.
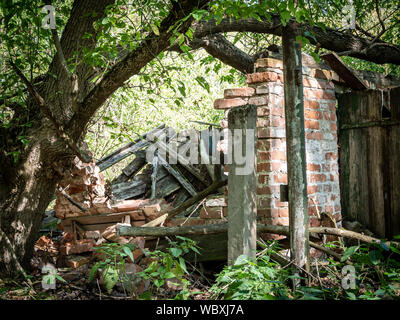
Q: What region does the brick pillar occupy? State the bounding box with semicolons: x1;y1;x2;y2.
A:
214;56;342;237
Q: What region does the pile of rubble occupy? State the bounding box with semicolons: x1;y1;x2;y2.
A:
46;124;228;268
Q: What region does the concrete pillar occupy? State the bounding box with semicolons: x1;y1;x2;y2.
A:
227;104;257;265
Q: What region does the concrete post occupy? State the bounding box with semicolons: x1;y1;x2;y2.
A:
227;104;257;265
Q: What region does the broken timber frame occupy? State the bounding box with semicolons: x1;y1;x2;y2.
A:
282;23;310;283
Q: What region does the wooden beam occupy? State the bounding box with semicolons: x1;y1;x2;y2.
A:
158;155;197;196
152;139;208;185
321;52;368;90
96;124;165;171
282;23;310;282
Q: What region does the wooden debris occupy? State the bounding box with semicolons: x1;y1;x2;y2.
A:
54;123;230;264
321;52;368;90
167;179;228;220
158;155;197;196
96;124;165;171
112;180;147;200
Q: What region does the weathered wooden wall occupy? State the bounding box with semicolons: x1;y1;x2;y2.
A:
338;87;400;238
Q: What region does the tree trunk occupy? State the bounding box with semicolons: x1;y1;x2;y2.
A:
0;126;67;276
0;0;209;278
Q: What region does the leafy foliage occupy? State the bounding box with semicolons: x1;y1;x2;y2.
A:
138;236;200;299
209;239;400;300
89;242;136;293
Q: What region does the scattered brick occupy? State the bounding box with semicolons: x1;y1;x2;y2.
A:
224;87;255;98
214;98;247;109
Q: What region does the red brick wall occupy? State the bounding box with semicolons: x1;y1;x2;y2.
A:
214;57;342;232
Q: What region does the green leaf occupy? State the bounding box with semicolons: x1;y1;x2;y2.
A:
192;9;208;21
234;254;248;266
88;262;101;282
154;279;164;288
170;247;183;257
346;292;356;300
195;76;210;92
374;289;386;296
178;84;186;97
122;245;134;262
150;24;159;36
341;246;358;262
369;250;383;265
103;266;119;293
163;272;176;279
178;257;188;274
280;11;291;26
390;245;400;254
55;275;67;283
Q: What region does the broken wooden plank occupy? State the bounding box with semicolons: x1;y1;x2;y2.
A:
199;131;216;181
141;213;168;227
321;52;368;90
58;187;87;212
96;124;165;170
97;126;167;172
154;175;181;199
97;139;149;172
172;189;190;208
158;155;197;196
112;199;154;212
118;223;386;245
149;139;208;185
112;151;147;184
112;180;147;200
63;211;143;225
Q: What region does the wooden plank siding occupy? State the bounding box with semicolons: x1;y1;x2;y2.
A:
337;88;400;239
389;87;400;237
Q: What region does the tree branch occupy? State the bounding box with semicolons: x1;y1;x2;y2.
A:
193;15;400;65
9;60;91;163
169;34;256;74
69;0;211;137
193;34;256;74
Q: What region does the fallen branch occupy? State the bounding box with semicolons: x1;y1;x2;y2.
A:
309;241;342;261
117;222;391;247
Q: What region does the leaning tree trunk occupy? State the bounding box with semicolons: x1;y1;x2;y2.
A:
0;0;115;277
0;123;72;276
0;0;208;278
